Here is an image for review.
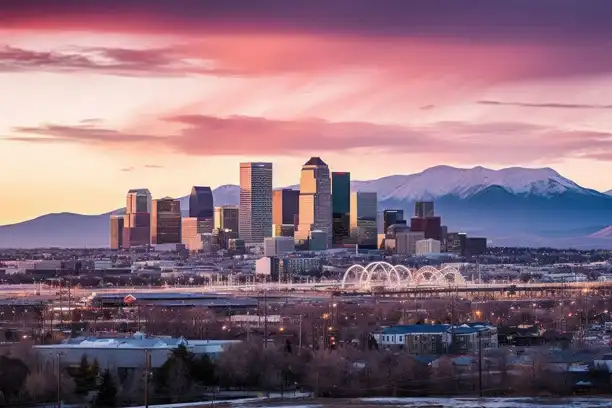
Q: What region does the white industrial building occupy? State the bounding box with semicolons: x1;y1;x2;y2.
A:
34;333;238;375
416;238;442;255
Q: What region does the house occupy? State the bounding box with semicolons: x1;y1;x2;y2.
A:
372;322;498;355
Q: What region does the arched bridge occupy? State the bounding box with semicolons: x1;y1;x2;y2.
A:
340;262;466;290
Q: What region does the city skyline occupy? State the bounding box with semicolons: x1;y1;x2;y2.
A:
3;1;612;224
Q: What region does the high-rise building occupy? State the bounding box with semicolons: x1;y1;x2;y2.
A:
415;201;435;218
350;192;378;249
126;189;152;214
239;162;273;243
410;216;442;241
109;215;124;249
189;186;214;219
273;189;299;226
447;232;467;255
332;172;351;246
122;189;151;248
214;205;239;232
295;157;332;248
151;197;182;244
383;209;405;234
182;217;214;251
466;237;488;257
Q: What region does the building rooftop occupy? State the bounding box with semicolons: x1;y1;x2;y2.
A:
378;322;495;335
303;157;327;167
37;334;239;351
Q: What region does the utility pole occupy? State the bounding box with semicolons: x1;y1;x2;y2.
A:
144;349;151;408
478;331;483;397
264;288;268;348
298;314;303;354
56;353;62;408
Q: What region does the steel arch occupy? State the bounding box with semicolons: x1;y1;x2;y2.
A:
341;264;366;288
362;261;402;288
341;263;466;289
393;264;414;282
414;265;442;284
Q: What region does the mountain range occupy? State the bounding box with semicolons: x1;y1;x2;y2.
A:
2;165;612;249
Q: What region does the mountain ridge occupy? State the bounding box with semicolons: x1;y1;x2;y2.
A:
2;165;612;248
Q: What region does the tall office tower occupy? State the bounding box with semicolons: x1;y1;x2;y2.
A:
331;172;351;246
295;157;332;248
126;189;152;213
189;186;214;219
382;209;405;234
239;162;273;243
151;197;182;244
410;216;442;240
414;201;435;218
123;188;151;248
273;189;299;225
350;192;378;249
109;215;124;249
214;205;240;232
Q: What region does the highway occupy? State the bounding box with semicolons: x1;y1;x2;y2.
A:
2;280;612;300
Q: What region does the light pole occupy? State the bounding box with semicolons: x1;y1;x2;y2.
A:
144;349;151;408
56;352;62;408
298;314;303;354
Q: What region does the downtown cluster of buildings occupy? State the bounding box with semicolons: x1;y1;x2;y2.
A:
110;157;486;257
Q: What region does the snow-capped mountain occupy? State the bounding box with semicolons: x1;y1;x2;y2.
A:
606;189;612;196
2;165;612;248
352;165;600;201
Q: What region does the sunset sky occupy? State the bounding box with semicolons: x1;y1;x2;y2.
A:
2;0;612;225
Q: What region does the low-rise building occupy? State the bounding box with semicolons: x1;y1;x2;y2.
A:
372;323;498;355
34;333;239;379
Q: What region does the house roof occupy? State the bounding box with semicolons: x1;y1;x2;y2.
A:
378;323;494;335
379;324;451;334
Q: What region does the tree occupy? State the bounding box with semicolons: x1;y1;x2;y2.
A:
0;355;29;404
191;355;217;386
96;370;117;407
75;355;98;395
155;345;195;400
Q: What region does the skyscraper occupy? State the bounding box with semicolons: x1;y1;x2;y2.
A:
214;205;239;232
273;189;299;225
151;197;182;244
109;215;124;249
189;186;214;219
239;162;273;243
295;157;332;248
332;172;350;246
122;188;151;248
383;209;405;234
415;201;435;218
350;192;378;249
126;189;151;214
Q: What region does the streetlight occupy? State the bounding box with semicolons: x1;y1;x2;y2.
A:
56;352;62;408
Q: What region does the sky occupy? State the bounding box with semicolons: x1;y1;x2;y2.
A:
2;0;612;225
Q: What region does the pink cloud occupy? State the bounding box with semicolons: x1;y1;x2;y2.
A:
7;115;612;164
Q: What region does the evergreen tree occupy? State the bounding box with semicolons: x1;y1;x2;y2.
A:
285;339;293;354
75;355;100;394
75;355;91;394
96;370;117;407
